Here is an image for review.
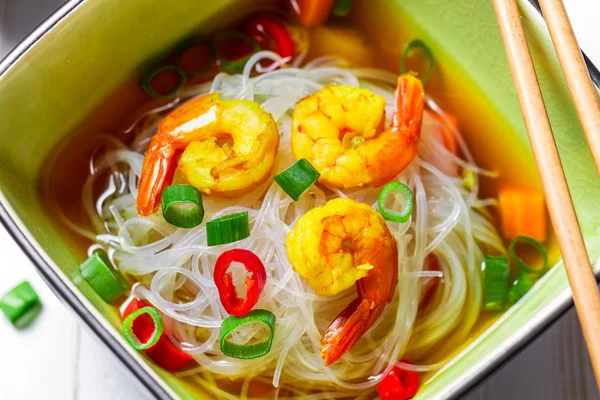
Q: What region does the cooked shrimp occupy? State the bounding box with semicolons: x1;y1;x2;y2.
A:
286;198;398;365
136;93;279;216
291;75;424;188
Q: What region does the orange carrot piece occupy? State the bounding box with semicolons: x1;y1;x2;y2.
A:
498;187;547;242
290;0;336;27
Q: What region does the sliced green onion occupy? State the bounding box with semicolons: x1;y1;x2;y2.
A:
482;256;509;311
161;185;204;228
274;159;321;201
122;307;163;351
141;65;187;98
0;281;41;328
79;250;128;303
400;39;435;84
207;212;250;246
214;30;261;75
174;37;215;77
332;0;352;16
220;309;276;359
509;235;549;275
508;270;534;305
377;182;414;223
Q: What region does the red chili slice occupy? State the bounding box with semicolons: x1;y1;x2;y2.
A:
122;299;195;372
245;17;295;62
377;362;420;400
214;249;267;317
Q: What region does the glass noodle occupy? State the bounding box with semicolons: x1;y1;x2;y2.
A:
64;51;504;399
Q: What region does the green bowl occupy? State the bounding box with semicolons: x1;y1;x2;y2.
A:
0;0;599;398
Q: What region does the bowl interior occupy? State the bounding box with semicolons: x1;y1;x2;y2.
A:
0;0;599;398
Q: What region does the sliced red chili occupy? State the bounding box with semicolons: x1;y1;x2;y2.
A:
122;299;195;372
377;362;420;400
214;249;267;317
245;17;295;64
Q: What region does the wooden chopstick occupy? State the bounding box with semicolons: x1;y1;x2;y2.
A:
538;0;600;177
491;0;600;389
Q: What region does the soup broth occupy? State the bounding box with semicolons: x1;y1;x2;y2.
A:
40;1;559;398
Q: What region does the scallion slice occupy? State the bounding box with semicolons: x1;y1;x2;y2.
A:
220;309;276;359
508;270;534;305
482;256;509;311
377;181;414;223
174;36;215;77
509;235;549;275
122;307;164;351
207;212;250;246
161;185;204;228
400;39;435;84
214;30;261;75
0;281;41;328
141;65;187;98
79;250;128;303
332;0;352;16
274;159;320;201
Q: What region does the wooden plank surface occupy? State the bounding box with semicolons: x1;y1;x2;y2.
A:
0;0;599;399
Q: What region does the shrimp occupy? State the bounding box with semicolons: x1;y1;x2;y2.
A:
286;198;398;365
136;93;280;216
291;74;424;188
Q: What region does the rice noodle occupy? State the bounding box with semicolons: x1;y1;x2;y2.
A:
67;52;504;398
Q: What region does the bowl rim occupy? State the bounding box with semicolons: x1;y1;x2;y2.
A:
0;1;598;399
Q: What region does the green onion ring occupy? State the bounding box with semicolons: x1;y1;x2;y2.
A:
214;30;261;75
274;158;321;201
174;36;216;77
400;39;435;84
141;65;187;98
377;181;414;223
508;235;549;275
0;281;41;328
206;211;250;246
508;270;534;305
220;309;276;359
482;256;509;311
161;185;204;228
122;306;164;351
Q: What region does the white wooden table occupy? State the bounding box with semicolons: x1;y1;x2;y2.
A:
0;1;599;398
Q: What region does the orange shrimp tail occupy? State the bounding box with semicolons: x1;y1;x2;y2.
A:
392;74;424;141
136;135;178;216
320;298;386;366
136;93;221;216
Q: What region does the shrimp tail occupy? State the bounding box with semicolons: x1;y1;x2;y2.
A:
391;74;425;141
136;135;178;216
320;297;386;366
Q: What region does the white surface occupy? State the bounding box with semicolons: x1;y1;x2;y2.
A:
0;1;599;399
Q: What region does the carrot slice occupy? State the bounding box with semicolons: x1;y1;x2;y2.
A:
498;187;547;242
290;0;336;27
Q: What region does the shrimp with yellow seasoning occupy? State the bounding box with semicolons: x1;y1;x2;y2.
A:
136;93;280;216
291;75;424;188
286;198;398;366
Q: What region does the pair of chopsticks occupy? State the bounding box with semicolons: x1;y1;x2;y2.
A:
492;0;600;390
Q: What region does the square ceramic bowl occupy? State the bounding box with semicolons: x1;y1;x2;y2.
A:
0;0;599;398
